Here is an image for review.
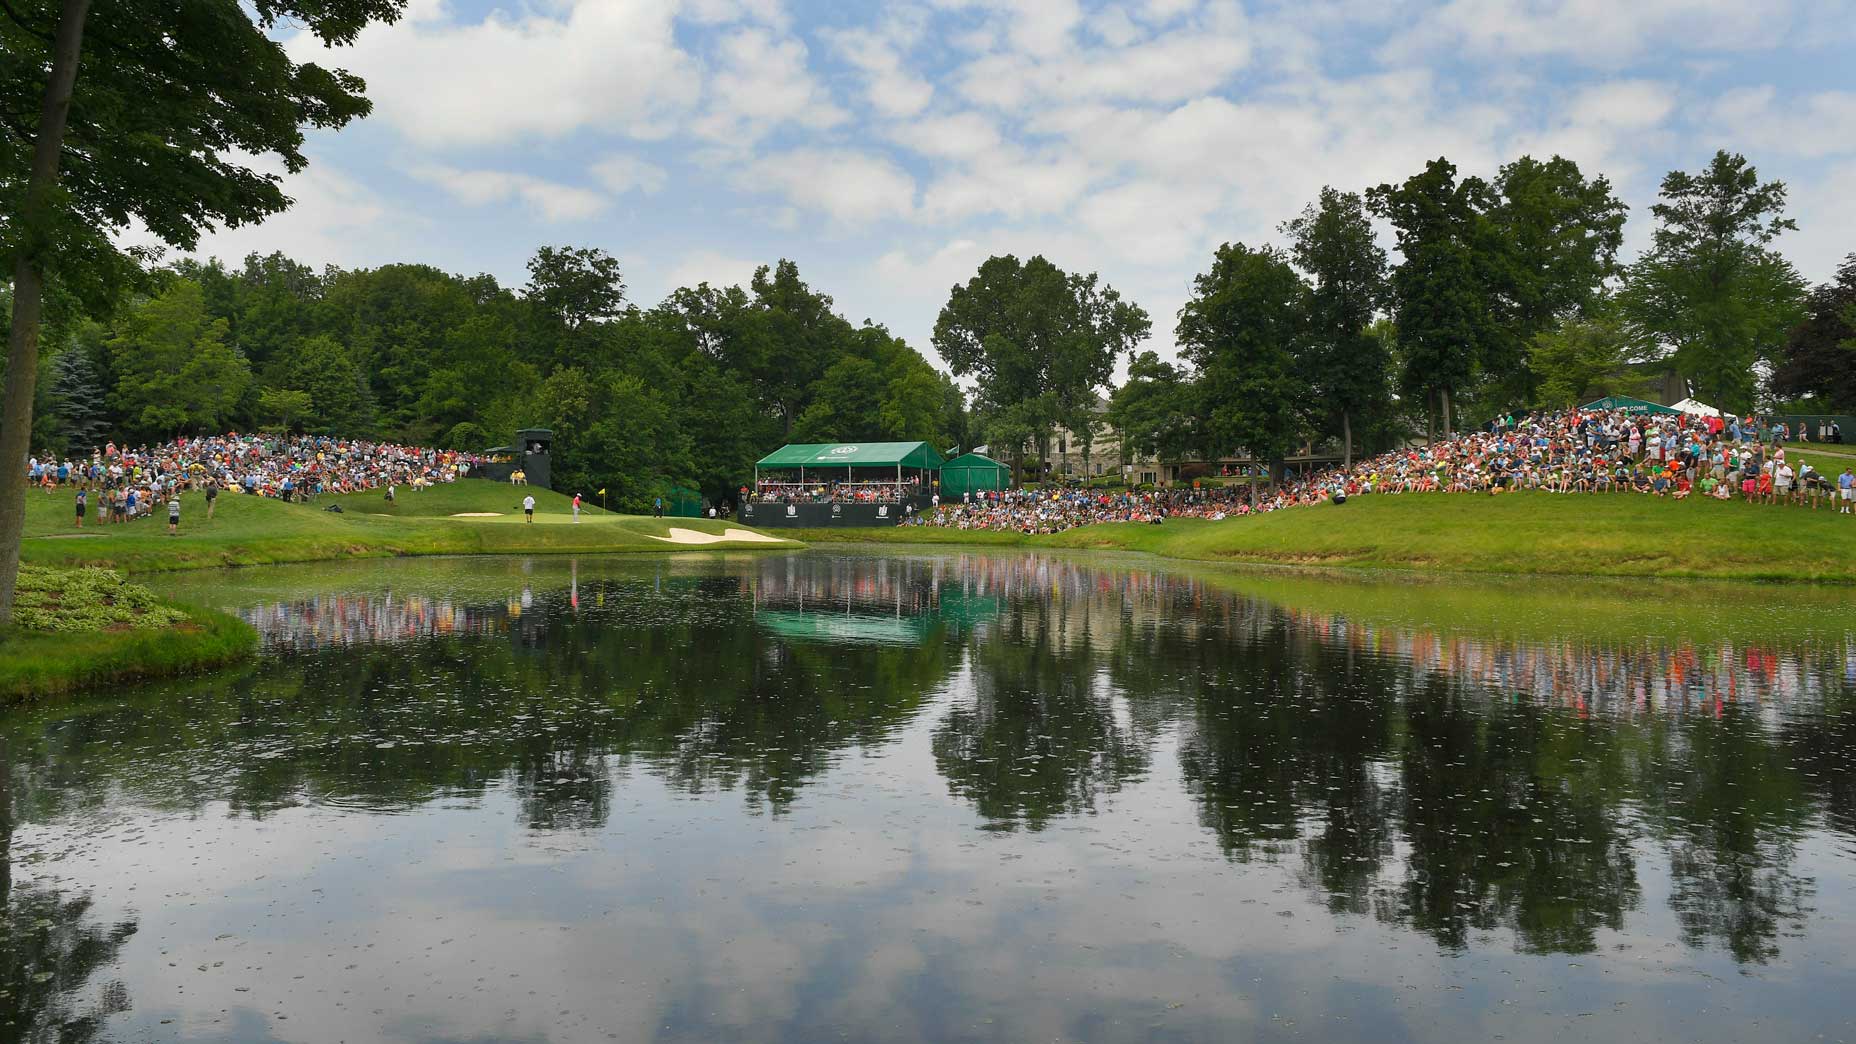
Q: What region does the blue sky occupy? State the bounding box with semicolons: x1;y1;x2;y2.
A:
193;0;1856;368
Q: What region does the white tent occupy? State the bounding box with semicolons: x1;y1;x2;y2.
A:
1671;398;1722;418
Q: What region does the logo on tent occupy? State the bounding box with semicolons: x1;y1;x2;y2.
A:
829;445;859;455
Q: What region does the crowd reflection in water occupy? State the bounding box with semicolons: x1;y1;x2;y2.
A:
11;553;1856;975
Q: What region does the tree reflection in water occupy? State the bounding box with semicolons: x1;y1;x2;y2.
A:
0;549;1847;1043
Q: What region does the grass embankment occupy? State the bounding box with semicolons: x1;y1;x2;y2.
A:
19;480;793;573
0;566;256;700
792;491;1856;583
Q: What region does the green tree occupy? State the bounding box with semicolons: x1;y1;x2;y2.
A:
258;387;313;432
1369;158;1500;439
932;254;1149;477
1105;350;1198;468
0;0;405;623
1283;186;1389;467
1177;243;1309;503
523;245;626;371
1482;156;1629;403
1769;254;1856;412
1529;312;1648;409
106;281;251;438
282;334;371;433
1620;151;1807;413
793;355;885;442
45;335;108;454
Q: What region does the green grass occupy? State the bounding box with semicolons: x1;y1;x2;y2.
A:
20;479;794;573
1779;440;1856;461
800;491;1856;583
0;568;257;701
319;481;612;518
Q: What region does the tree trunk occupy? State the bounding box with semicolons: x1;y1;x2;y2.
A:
1341;409;1352;469
1440;386;1453;438
1426;390;1436;447
0;0;91;627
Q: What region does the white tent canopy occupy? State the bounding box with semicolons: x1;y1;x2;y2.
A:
1671;398;1722;418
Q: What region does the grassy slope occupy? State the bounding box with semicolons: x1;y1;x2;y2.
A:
21;479;794;573
0;601;256;701
796;491;1856;583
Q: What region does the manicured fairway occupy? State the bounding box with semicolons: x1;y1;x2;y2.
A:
19;479;794;573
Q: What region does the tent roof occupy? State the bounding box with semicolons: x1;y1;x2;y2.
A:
1581;395;1683;416
941;452;1009;471
756;442;945;469
1670;398;1722;418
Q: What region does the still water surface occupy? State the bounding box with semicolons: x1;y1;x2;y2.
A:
5;551;1856;1042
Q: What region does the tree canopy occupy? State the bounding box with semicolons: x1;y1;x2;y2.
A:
932;254;1150;474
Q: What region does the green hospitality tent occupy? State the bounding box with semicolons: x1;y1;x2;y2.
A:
753;441;946;493
938;452;1011;498
1580;395;1683;416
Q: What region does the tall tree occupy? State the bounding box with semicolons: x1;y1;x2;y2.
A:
45;338;107;454
105;281;251;438
1105;350;1199;469
1768;254;1856;412
1485;155;1629;402
1176;243;1309;503
932;254;1149;477
1283;187;1389;467
1620;151;1807;412
1368;158;1500;438
1529;311;1648;409
0;0;405;623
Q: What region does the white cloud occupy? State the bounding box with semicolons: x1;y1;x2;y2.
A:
1710;86;1856;160
288;0;702;148
174;153;413;271
953;0;1251;108
743;149;916;225
693;27;847;145
1385;0;1818;64
591;155;670;195
660;249;766;294
410;164;608;222
826;27;935;118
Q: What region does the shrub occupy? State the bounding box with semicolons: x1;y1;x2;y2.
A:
11;566;187;633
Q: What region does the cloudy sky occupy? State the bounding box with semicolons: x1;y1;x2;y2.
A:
203;0;1856;367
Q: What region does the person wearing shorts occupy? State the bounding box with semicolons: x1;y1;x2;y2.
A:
74;488;86;528
205;482;218;520
523;494;535;523
1840;468;1854;514
167;497;180;535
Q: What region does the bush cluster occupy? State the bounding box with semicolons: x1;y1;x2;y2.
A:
12;566;187;633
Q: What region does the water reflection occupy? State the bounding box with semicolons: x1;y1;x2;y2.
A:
4;552;1854;1041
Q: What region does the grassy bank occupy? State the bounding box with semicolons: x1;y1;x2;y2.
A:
792;491;1856;583
20;480;794;573
0;567;257;700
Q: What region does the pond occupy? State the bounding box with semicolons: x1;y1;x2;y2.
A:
4;550;1856;1042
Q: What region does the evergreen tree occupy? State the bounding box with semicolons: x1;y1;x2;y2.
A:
47;344;108;455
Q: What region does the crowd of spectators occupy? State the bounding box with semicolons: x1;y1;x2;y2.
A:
747;478;927;504
28;433;480;522
912;407;1856;535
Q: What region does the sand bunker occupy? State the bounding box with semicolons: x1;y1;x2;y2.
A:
649;527;785;545
450;512;504;517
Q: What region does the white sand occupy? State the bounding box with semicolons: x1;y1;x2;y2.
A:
648;527;785;545
450;512;504;517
